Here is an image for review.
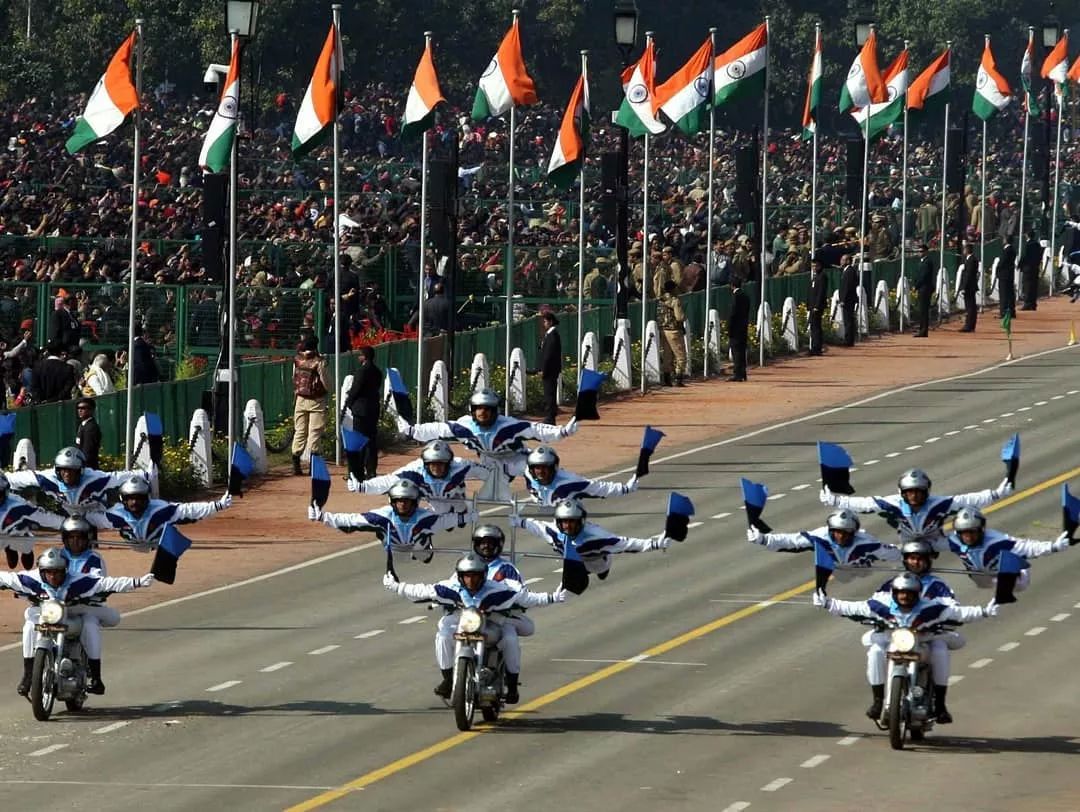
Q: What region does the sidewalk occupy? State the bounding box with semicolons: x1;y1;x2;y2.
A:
3;297;1077;637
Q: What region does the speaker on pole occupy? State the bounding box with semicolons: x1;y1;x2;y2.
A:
845;138;864;208
600;151;618;233
200;174;227;284
735;145;758;221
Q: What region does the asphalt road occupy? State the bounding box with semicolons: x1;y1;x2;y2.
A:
1;346;1079;812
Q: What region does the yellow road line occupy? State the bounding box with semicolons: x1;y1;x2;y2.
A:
287;467;1077;810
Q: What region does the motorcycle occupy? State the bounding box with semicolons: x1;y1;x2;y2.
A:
30;598;90;721
449;606;506;731
873;623;939;750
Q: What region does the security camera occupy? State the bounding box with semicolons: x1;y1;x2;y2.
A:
203;63;229;92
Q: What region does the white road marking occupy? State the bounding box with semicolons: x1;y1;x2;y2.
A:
1017;406;1031;412
947;675;964;685
552;568;563;573
769;493;786;500
801;755;830;769
551;657;707;667
206;680;242;692
1034;401;1048;406
791;484;810;491
1000;412;1014;417
720;803;751;812
308;645;340;656
1074;601;1080;609
981;418;997;424
399;616;427;625
969;658;993;669
885;452;900;458
687;521;704;529
963;424;978;430
761;778;792;792
260;662;293;673
524;577;544;585
712;512;732;519
945;430;960;436
864;459;879;465
1025;626;1046;636
905;445;921;450
354;629;385;639
28;744;68;757
756;600;776;608
1051;395;1065;400
708;599;805;606
0;780;337;790
1068;390;1079;395
92;721;131;734
836;735;860;746
925;437;940;443
998;641;1020;652
1050;613;1071;622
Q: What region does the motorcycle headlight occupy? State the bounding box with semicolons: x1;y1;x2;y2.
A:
39;600;65;625
458;608;483;634
890;628;917;653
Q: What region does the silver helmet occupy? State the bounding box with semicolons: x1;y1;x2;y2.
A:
527;445;560;469
420;440;454;465
472;524;505;561
900;540;934;558
953;507;986;534
898;468;931;493
891;572;922;596
387;479;421;502
120;477;151;498
826;509;860;533
455;552;488;577
469;388;499;410
553;499;586;522
54;446;86;471
37;547;68;573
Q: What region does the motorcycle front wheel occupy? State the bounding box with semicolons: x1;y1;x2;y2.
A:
887;674;908;750
30;650;56;722
452;658;476;731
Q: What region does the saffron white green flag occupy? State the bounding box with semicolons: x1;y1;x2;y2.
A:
839;29;886;112
616;38;666;137
471;17;537;120
547;72;589;188
401;38;445;140
655;38;711;136
713;23;768;108
1021;30;1039;115
65;31;139;154
972;37;1012;121
852;48;908;139
198;39;240;173
292;23;342;158
800;28;822;141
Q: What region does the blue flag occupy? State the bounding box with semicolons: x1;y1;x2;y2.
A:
818;442;854;495
636;426;665;477
0;412;16;436
386;367;415;424
814;539;835;592
342;426;368;480
665;492;695;541
0;412;15;469
143;412;164;465
1062;484;1080;540
229;442;255;497
1000;433;1020;487
995;550;1025;605
740;478;771;533
575;369;607;421
151;524;193;585
310;454;331;508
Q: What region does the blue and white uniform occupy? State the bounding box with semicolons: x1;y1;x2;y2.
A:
82;497;225;548
524;468;635;507
356;458;491;522
945;528;1070;590
390;575;559;673
513;517;667;578
0;494;65;560
7;466;148;517
484;555;533;637
316;505;469;559
749;525;900;582
53;547;120;628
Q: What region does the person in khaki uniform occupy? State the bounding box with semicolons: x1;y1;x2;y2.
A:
656;280;688;387
291;336;332;475
655;245;682;298
629;242;645;299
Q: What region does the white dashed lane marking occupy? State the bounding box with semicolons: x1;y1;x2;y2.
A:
92;721;130;734
524;577;544;585
687;521;704;529
836;735;860;746
947;675;964;686
925;437;940;443
761;778;792;792
945;430;960;436
982;418;997;424
791;484;810;491
1051;395;1065;400
864;459;879;466
969;658;993;669
1025;627;1047;636
712;512;732;519
720;803;751;812
206;680;242;692
28;744;68;757
1051;613;1071;622
308;645;340;656
963;424;977;429
885;452;900;458
260;662;293;673
1034;401;1048;406
1017;406;1031;412
905;445;921;450
399;616;427;625
1000;412;1014;417
998;641;1020;652
354;629;385;639
801;755;830;769
769;493;786;500
1074;601;1080;610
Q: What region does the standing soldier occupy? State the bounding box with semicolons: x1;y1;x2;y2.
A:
998;234;1017;320
959;241;979;332
913;242;935;338
727;276;750;382
808;257;828;356
838;255;859;347
1020;230;1041;311
656;280;687;387
291;337;331;476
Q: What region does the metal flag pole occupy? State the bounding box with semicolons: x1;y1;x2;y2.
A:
640;129;650;395
809;24;821;260
937;43;952;321
1018;28;1033;251
504;8;520;408
416;30;433;424
898;39;910;333
1049;31;1067;297
703;27;716;377
332;4;343;463
979;38;988;311
124;19;144;469
856;25;874;345
226;29;239;471
576;50;588;381
759;15;770;368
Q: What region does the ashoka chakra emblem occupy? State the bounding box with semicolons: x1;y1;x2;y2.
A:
628;84;648;104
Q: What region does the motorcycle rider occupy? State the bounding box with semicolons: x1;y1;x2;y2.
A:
512;498;672;592
346;440;492;525
945;506;1072;591
471;524;535;639
382;552;567;704
0;548;154;696
6;446;151;518
820;467;1012;546
309;478;475;573
746;509;900;581
81;478;233;548
0;474;70;570
523;445;638;507
813;572;999;724
889;540;956;601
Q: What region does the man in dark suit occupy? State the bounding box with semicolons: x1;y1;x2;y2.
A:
1020;230;1041;310
32;341;76;403
807;257;828;355
423;282;452;334
838;255;858;346
727;276;750;381
48;294;81;354
131;325;160;385
959;241;979;332
538;311;562;424
345;346;383;479
74;397;102;470
998;234;1017;319
912;242;935;338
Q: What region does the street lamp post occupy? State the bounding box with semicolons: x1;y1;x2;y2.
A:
1041;12;1059;242
613;0;638;323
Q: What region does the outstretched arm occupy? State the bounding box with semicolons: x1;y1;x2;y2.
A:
526;417;579;444
397;417;455;443
819;487;886;513
1010;532;1072;559
747;527;814;552
382;573;438;602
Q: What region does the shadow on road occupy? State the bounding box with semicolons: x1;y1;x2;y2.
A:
917;734;1080;755
43;699;441;722
495;712;854;739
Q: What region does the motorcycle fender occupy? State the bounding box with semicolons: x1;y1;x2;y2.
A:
34;637;58;654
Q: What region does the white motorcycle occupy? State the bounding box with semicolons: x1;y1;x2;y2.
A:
450;606;506;731
874;624;939;750
30;599;90;721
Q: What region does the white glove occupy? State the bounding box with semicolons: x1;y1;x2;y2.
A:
819;485;835;506
215;493;233;512
137;573;155;588
1052;531;1072;553
307;503;324;522
811;588;828;608
994;477;1014;499
395;414;411;435
560;416;579;438
982;599;1000;618
623;475;639;494
346;475;363;493
382;572;399;591
549;586;569;603
649;535;671;551
747;526;764;545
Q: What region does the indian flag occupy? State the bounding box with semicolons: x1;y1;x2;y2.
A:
907;47;950;118
852;48;908;140
401;38;445;140
1069;53;1080;84
198;39;240;173
800;28;822;141
471;17;537;120
65;31;139;155
655;38;711;136
1021;29;1040;115
547;71;589;188
616;38;666;137
1041;33;1069;85
713;23;767;108
292;23;343;158
972;37;1012;121
839;29;887;112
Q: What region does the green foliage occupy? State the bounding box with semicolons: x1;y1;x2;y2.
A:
98;436;201;499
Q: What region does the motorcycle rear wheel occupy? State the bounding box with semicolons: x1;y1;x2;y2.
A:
888;674;907;750
452;658;476;732
30;650;56;722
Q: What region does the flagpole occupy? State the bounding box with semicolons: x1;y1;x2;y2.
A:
1019;27;1033;252
759;15;770;369
857;25;874;346
227;29;239;472
124;19;144;470
938;47;951;321
576;50;588;382
1049;34;1067;297
899;39;909;333
704;27;716;378
809;24;820;261
640;130;650;395
332;4;342;463
504;8;519;409
416;30;433;425
980;69;988;312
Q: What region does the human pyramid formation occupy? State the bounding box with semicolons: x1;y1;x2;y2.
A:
0;446;233;697
743;439;1076;726
306;388;689;705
